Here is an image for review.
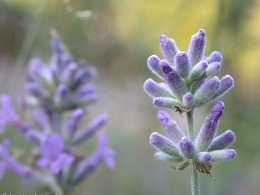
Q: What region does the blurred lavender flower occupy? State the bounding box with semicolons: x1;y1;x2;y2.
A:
0;32;115;194
150;102;236;176
144;29;234;113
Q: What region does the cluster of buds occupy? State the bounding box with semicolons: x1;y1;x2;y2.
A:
144;29;236;176
144;29;234;113
0;33;115;193
150;102;236;176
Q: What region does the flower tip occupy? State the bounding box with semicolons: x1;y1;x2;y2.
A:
198;29;206;37
160;35;168;44
159;60;172;74
229;149;236;159
157;110;170;124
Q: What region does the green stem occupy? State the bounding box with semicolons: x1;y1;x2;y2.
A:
186;109;200;195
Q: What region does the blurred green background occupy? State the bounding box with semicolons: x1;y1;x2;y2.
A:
0;0;260;194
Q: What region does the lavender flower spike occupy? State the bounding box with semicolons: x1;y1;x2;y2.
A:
178;137;196;159
160;35;178;66
188;29;206;65
208;130;236;151
195;101;225;152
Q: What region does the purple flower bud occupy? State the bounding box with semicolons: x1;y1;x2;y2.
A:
194;77;221;107
161;66;188;101
61;62;77;84
147;55;164;79
211;75;234;101
159;60;174;75
189;61;208;81
154;152;183;163
144;79;173;98
157;111;186;143
54;84;69;109
62;108;85;138
209;149;236;162
206;62;221;77
195;101;225;152
195;152;212;163
73;93;97;107
157;110;171;125
174;52;191;78
73;114;108;145
204;51;222;64
209;130;236;151
150;132;180;158
26;83;45;98
178;137;196;159
153;97;183;109
160;35;178;65
182;92;195;108
32;110;51;134
188;29;206;65
75;83;95;95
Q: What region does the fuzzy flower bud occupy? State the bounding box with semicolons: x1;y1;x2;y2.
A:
205;51;222;64
147;55;164;79
195;101;225;152
194;77;221;107
211;75;234;101
150;132;180;158
160;61;188;100
195;152;212;163
189;61;208;81
209;149;236;162
157;111;185;143
144;79;173;98
206;62;221;77
178;137;196;159
182;92;195;108
174;52;191;78
188;29;206;65
160;35;178;65
209;130;236;151
153;97;183;109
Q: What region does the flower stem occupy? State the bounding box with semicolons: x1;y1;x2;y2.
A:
187;109;200;195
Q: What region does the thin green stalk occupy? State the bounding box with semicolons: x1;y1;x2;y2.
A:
187;109;200;195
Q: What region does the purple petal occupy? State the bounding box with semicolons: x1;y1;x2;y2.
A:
37;157;50;168
40;134;64;158
50;160;61;175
